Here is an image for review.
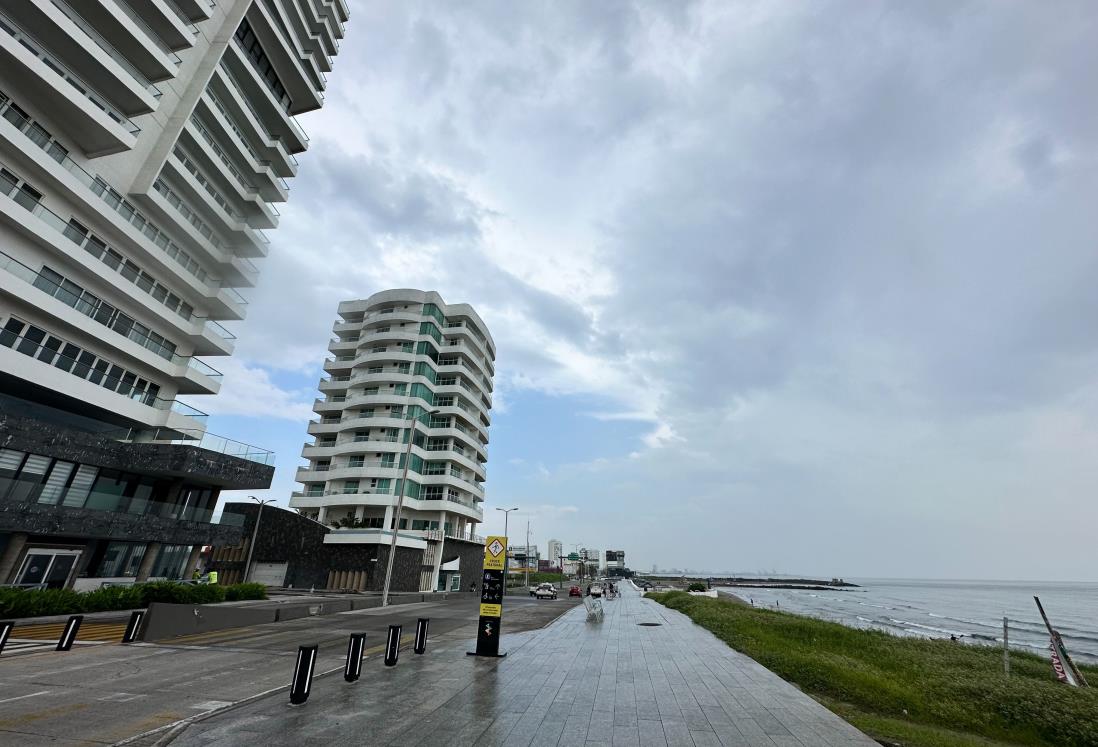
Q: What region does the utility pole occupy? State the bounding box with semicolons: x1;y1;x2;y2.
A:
496;506;518;594
524;520;531;590
243;496;274;583
381;408;438;607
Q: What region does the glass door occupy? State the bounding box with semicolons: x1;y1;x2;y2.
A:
16;549;80;589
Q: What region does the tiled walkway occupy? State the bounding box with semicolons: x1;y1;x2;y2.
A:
172;585;876;746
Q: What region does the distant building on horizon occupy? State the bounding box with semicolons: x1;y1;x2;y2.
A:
548;538;562;565
288;289;495;593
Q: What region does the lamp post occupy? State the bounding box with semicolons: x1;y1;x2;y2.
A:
496;506;518;594
381;408;438;607
524;520;531;590
243;496;274;583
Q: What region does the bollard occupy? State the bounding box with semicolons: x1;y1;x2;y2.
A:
384;624;401;666
289;644;318;705
121;610;146;643
344;633;366;682
56;615;83;651
414;618;429;655
0;620;13;656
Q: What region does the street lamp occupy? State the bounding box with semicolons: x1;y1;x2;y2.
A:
496;506;518;594
243;496;274;583
381;408;439;607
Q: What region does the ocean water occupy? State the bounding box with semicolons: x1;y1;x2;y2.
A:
720;578;1098;665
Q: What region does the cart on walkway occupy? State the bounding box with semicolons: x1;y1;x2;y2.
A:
583;595;603;622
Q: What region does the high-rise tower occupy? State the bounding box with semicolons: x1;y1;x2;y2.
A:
0;0;347;589
291;290;494;592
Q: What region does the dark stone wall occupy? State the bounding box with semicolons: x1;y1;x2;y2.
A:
0;500;242;546
441;537;486;589
210;502;432;592
0;407;274;490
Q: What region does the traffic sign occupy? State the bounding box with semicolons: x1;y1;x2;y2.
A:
567;552;579;561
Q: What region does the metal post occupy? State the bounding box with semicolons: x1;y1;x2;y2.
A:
524;521;530;590
0;620;13;655
56;615;83;651
289;644;318;705
344;633;365;682
382;409;437;607
414;617;429;654
384;624;401;666
496;507;517;595
122;610;145;643
243;497;273;583
1003;616;1010;677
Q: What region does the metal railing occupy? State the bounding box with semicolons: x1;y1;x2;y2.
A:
0;10;140;135
112;426;274;465
0;330;207;422
0;250;221;380
108;0;183;63
49;0;163;98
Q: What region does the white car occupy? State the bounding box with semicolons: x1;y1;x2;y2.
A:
589;584;603;598
533;583;558;599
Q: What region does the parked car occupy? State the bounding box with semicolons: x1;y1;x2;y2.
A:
569;585;582;597
533;583;558;600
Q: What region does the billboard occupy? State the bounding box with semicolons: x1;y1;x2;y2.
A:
606;550;625;563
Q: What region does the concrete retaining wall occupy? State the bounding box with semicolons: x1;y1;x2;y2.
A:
138;593;455;641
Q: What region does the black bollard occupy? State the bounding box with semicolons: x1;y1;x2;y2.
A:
289;644;318;705
344;633;365;682
0;620;13;656
384;624;401;666
414;618;429;655
121;610;146;643
56;615;83;651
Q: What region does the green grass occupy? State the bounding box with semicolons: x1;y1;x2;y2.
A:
649;592;1098;747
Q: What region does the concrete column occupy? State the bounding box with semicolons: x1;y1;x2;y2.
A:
135;542;162;583
317;506;328;525
183;545;202;578
383;504;394;529
0;533;29;584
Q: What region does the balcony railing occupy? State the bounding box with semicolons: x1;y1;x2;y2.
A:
49;0;163;99
107;0;183;63
0;10;140;135
0;330;207;423
0;249;221;380
112;427;274;465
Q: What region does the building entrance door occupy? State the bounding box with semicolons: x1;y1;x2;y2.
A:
16;549;80;589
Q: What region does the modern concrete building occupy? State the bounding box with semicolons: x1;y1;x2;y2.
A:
0;0;347;589
290;289;494;592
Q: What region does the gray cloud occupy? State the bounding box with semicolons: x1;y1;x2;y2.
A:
218;0;1098;579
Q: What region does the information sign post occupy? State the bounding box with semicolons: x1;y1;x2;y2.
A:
468;535;508;658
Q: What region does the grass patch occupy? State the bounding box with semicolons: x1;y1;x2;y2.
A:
649;591;1098;747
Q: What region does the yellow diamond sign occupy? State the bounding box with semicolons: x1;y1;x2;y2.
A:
483;535;507;570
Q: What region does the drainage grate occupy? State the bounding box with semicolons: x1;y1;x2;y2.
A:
637;622;662;627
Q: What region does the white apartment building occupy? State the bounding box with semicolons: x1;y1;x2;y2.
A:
547;538;562;567
290;289;495;593
0;0;346;589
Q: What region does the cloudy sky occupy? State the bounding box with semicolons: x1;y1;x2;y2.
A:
203;1;1098;581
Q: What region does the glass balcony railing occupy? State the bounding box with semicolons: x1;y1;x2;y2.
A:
0;329;207;423
0;250;222;380
107;0;183;64
49;0;163;99
0;9;140;135
113;427;274;466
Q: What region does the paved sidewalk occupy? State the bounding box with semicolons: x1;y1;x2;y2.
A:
170;586;875;746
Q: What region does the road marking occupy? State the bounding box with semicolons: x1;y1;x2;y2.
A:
0;690;51;704
97;692;147;702
191;700;233;709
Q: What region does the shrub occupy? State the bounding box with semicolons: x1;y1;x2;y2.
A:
136;580;195;606
81;584;143;613
224;583;267;601
0;587;83;617
687;582;708;592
